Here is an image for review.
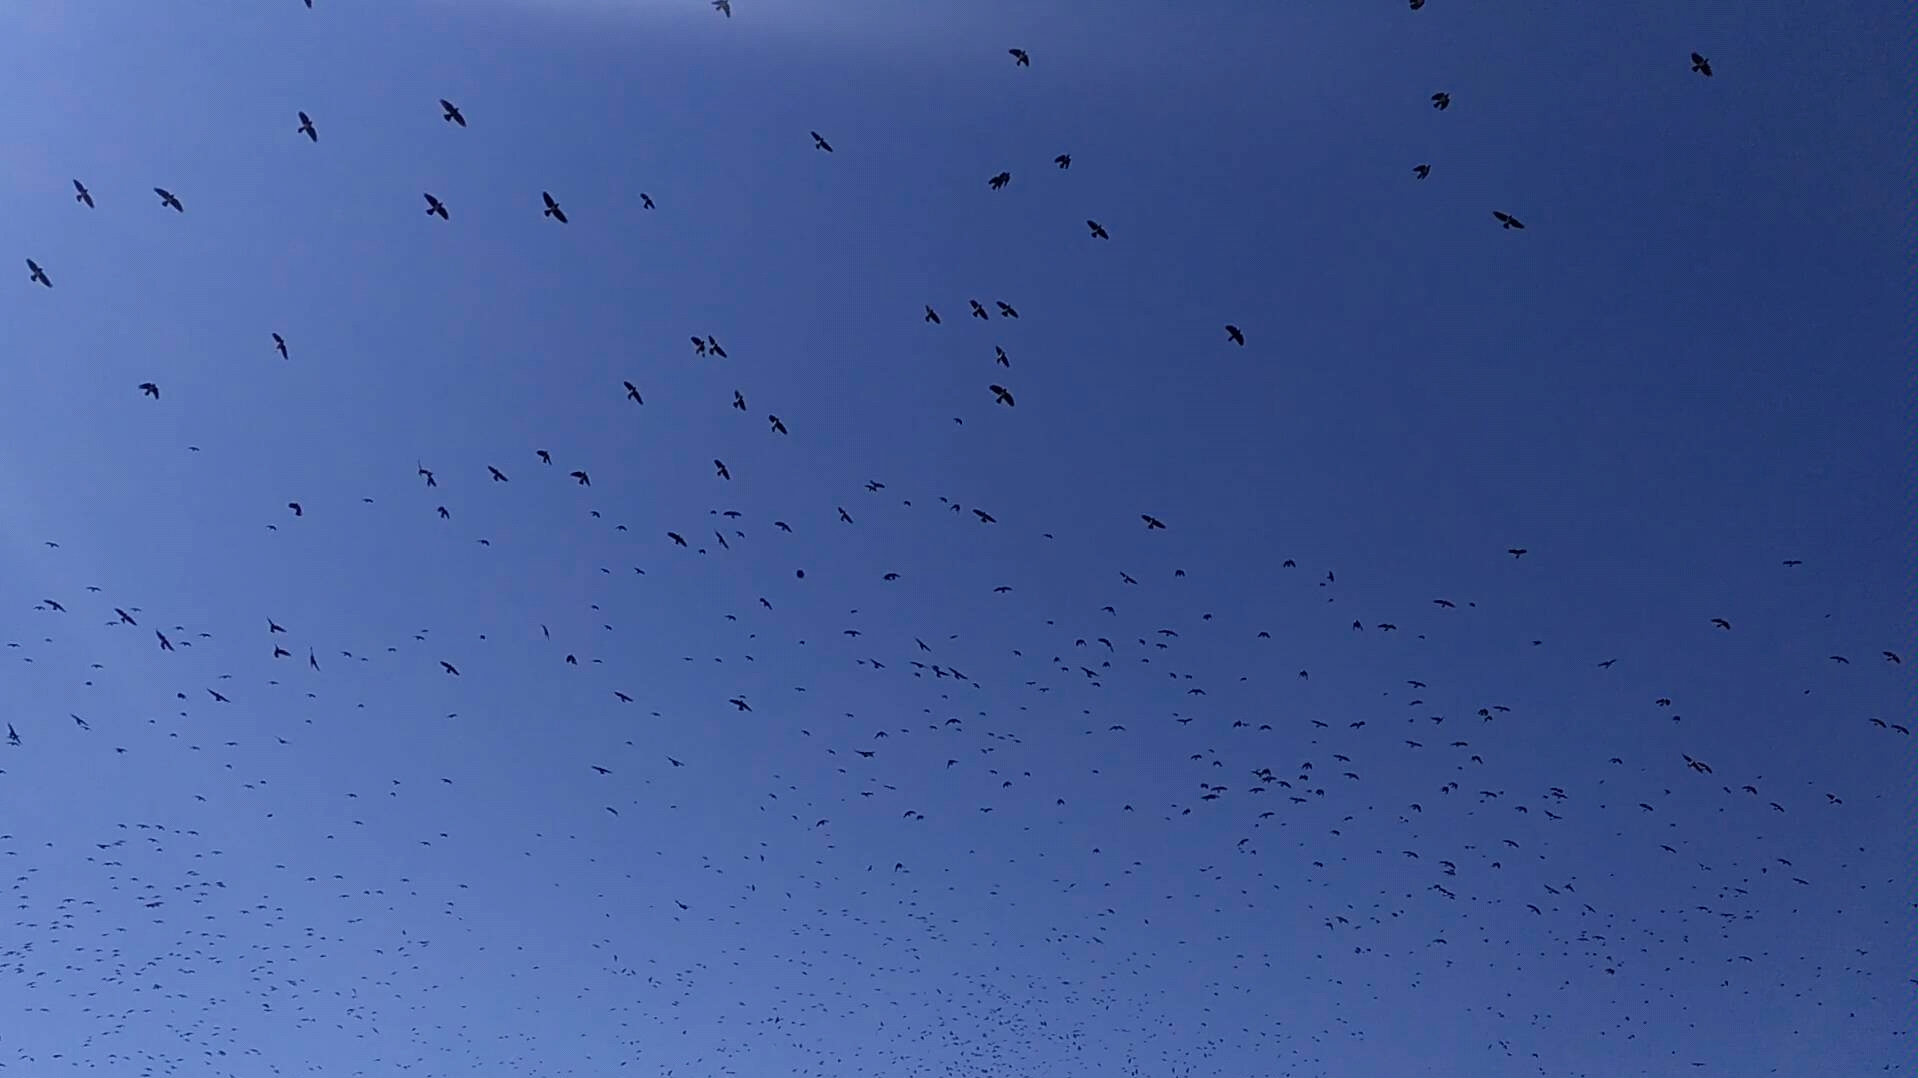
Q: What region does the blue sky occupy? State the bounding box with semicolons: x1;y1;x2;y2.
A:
1;0;1911;1075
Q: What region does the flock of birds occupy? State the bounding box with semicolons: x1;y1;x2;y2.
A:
3;4;1911;1078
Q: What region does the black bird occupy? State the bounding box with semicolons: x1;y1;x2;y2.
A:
706;336;727;358
1009;48;1030;66
640;192;655;209
424;193;449;219
971;300;989;319
989;171;1011;190
990;384;1015;407
287;502;303;516
1413;163;1431;179
139;382;160;399
272;333;289;359
73;179;94;207
26;259;51;288
1087;220;1109;239
1492;211;1525;230
995;346;1010;367
924;306;941;324
1142;515;1166;530
296;111;318;142
769;415;788;434
811;131;833;152
624;381;644;404
536;449;552;464
440;98;466;126
569;470;591;486
1054;153;1071;169
996;300;1019;318
1431;92;1451;110
714;459;731;480
733;390;747;410
1410;0;1424;8
154;187;184;212
488;466;509;482
713;0;731;15
542;191;568;223
1507;548;1528;558
1691;52;1713;77
1226;324;1245;345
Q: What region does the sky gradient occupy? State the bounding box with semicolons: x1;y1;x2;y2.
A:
1;1;1912;1076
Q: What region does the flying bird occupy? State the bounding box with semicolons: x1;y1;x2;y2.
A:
713;0;731;15
811;131;833;152
154;187;184;212
26;258;50;288
424;193;449;219
989;172;1011;190
1431;92;1451;110
1226;325;1245;345
139;382;160;399
1493;211;1525;230
296;111;317;141
272;333;289;359
990;384;1015;407
1691;52;1713;77
624;381;644;404
1413;163;1431;179
1009;48;1029;66
440;99;466;126
1087;220;1109;239
541;191;568;223
73;180;94;207
1054;153;1071;169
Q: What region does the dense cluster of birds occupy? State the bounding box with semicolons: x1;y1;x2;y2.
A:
2;4;1910;1078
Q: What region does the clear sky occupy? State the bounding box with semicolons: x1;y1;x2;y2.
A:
0;1;1911;1075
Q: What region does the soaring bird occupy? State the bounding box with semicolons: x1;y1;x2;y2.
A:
73;179;94;207
1410;0;1424;8
990;384;1016;407
714;459;731;480
1431;92;1451;110
1054;153;1071;169
996;301;1019;318
713;0;731;15
287;502;303;517
139;382;160;399
1087;220;1109;239
1142;515;1167;530
296;111;318;142
989;171;1011;190
769;415;788;434
272;333;289;359
570;470;591;486
811;131;833;152
640;192;655;209
624;381;643;403
1691;52;1713;77
1009;48;1030;66
424;193;450;219
1226;324;1245;345
154;187;184;212
541;191;568;223
1507;548;1528;558
1413;163;1431;179
994;346;1010;367
924;305;941;324
440;98;466;126
26;258;51;288
1493;211;1525;230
